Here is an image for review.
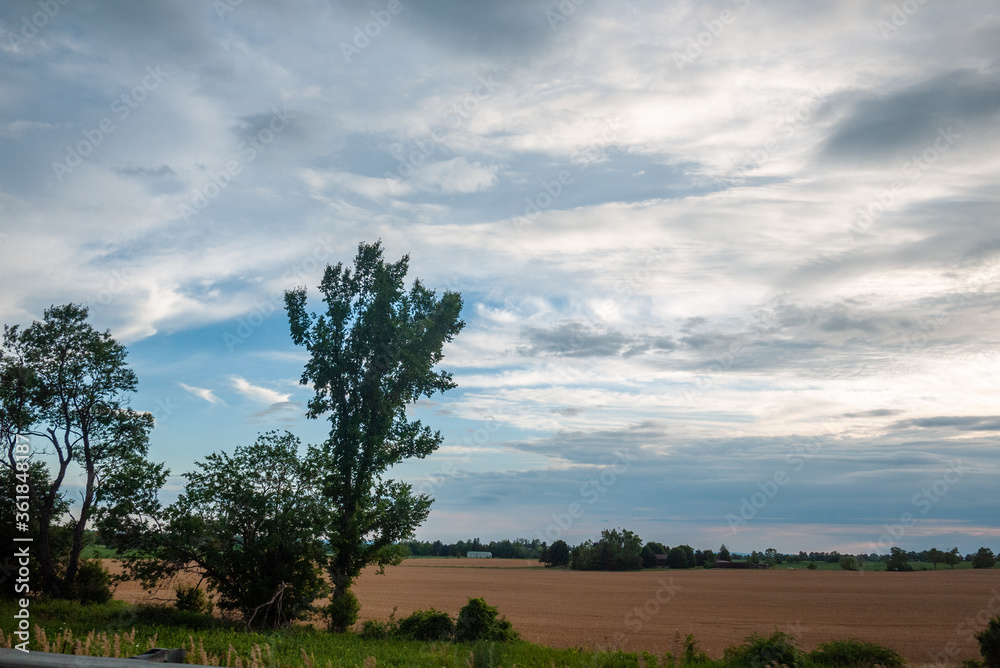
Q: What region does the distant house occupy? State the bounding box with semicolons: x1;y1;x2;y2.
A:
467;551;493;558
654;554;669;567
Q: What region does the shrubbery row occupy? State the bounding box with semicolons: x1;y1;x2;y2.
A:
360;597;519;643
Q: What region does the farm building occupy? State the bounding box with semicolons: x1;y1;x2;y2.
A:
467;551;493;558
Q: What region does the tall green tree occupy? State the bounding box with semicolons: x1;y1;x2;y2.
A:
284;241;464;631
0;304;164;599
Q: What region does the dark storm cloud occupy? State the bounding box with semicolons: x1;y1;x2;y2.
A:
820;69;1000;164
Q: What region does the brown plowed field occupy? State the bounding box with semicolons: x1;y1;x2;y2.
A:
108;559;1000;665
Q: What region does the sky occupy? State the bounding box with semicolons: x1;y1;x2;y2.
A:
1;0;999;556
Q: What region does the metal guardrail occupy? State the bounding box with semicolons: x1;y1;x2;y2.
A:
0;649;188;668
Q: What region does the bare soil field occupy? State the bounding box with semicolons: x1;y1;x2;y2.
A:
108;558;1000;665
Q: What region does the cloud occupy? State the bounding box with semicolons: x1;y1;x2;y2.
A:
518;322;676;358
893;416;1000;432
230;376;292;405
819;69;1000;165
179;382;223;405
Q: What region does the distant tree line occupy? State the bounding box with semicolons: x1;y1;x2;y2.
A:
402;531;999;573
401;537;545;559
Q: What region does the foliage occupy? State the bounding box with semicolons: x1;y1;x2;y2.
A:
807;561;818;570
123;431;329;628
839;556;860;571
284;240;464;628
69;558;113;605
976;615;1000;668
808;638;905;667
641;541;669;568
681;633;711;665
324;589;361;633
542;539;571;568
718;544;731;562
0;462;70;599
175;584;214;615
723;631;803;668
397;608;455;641
0;304;164;600
570;528;643;571
455;597;520;643
885;547;913;572
666;546;696;569
972;547;997;569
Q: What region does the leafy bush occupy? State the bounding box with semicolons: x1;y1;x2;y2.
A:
324;590;360;633
977;615;1000;668
809;638;904;667
455;597;519;642
681;634;710;665
72;559;112;605
839;556;860;571
807;561;818;570
175;584;213;615
723;631;803;668
360;607;399;640
398;608;455;641
972;547;997;570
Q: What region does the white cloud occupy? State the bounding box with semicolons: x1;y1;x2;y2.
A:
179;382;223;405
230;376;292;405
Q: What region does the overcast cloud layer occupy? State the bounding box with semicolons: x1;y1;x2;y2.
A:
2;0;999;554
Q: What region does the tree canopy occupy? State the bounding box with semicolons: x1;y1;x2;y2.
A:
284;240;464;630
0;304;164;600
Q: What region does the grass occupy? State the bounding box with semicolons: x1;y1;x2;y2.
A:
80;544;120;559
0;599;648;668
0;598;921;668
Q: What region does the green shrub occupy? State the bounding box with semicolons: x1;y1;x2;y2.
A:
839;556;860;571
977;614;1000;668
72;559;112;605
723;631;802;668
324;590;360;633
455;597;519;643
807;562;818;570
681;634;710;665
175;583;213;615
398;608;455;641
809;638;904;667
